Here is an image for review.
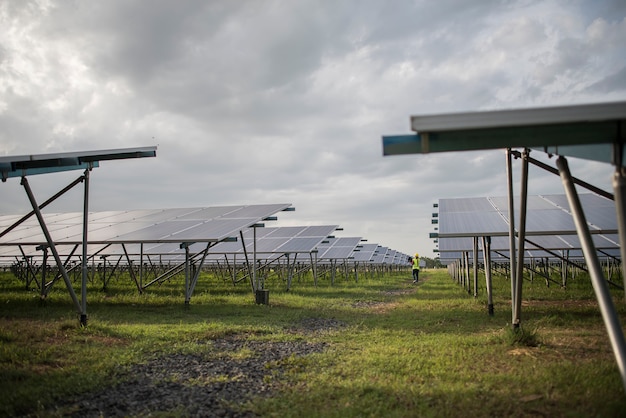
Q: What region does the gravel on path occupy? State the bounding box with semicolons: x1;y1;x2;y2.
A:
50;317;346;417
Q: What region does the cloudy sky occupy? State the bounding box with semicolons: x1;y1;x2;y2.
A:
1;0;625;257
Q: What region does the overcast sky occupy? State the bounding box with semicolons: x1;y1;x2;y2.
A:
1;0;625;258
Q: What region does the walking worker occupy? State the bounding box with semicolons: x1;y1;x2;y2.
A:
412;253;420;283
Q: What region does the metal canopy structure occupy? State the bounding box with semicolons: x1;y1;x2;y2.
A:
0;147;158;180
382;101;626;390
1;147;158;326
383;101;626;162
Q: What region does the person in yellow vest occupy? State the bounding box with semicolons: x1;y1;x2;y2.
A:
412;253;420;284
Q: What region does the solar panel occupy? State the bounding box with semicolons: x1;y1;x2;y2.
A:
0;146;156;179
316;237;362;260
352;244;378;262
0;204;292;247
206;225;337;256
371;247;389;264
436;194;619;257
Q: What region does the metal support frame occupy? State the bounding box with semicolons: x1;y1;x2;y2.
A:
309;251;319;286
253;225;258;291
463;254;467;287
613;164;626;299
80;167;90;326
21;176;82;314
506;149;518;328
39;245;48;298
285;252;299;291
18;246;38;290
139;243;144;290
514;150;614;201
182;242;213;305
513;149;530;329
329;259;336;286
0;176;85;240
239;230;255;292
100;254;122;291
121;244;142;293
557;155;626;391
473;237;479;298
482;236;494;316
524;238;587;275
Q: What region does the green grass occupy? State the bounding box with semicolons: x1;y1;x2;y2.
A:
0;268;625;417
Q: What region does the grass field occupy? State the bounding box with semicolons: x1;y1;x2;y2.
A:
1;267;625;417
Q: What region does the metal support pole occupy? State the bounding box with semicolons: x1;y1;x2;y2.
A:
253;225;257;291
140;242;144;290
80;167;90;326
309;252;319;286
561;250;569;288
506;148;518;328
313;250;318;286
188;242;212;299
121;244;142;293
21;176;82;314
40;246;48;298
464;251;471;294
184;245;190;306
457;251;465;289
612;166;626;300
473;236;478;298
239;230;255;292
285;253;291;290
557;155;626;392
482;236;494;316
513;148;530;329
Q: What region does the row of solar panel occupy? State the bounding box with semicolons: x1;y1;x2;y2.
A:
434;193;619;260
0;205;410;265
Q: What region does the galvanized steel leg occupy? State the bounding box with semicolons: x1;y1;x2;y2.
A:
613;166;626;301
122;243;142;293
557;155;626;392
140;243;144;290
184;245;190;306
506;149;518;328
464;251;471;294
188;242;212;299
513;149;530;329
80;168;90;326
40;246;48;298
310;251;318;286
253;225;258;291
239;230;255;292
473;237;478;298
561;250;569;288
21;176;82;314
482;236;494;316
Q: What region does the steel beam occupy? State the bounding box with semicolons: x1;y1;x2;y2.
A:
557;155;626;392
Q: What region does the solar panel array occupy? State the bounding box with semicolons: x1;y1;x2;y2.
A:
435;193;619;261
0;204;292;246
0;206;411;267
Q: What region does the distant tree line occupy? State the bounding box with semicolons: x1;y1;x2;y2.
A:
421;256;443;269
